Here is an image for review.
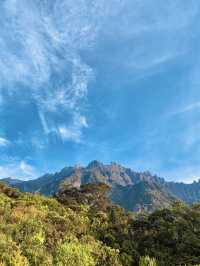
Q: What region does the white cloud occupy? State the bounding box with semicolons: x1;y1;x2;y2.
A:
0;137;10;147
58;126;81;143
19;161;38;178
0;160;39;180
163;164;200;184
58;114;88;143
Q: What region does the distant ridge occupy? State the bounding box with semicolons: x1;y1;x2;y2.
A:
2;161;200;212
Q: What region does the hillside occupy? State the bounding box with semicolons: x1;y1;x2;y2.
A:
2;161;200;212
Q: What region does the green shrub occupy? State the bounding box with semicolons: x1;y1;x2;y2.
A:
0;233;28;266
54;236;122;266
54;239;95;266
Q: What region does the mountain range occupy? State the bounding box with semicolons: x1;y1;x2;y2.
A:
1;160;200;212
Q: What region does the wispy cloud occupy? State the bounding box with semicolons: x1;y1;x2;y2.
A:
0;160;39;180
58;113;88;143
169;101;200;116
165;101;200;152
0;137;10;147
0;0;106;142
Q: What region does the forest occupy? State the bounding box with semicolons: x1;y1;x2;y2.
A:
0;181;200;266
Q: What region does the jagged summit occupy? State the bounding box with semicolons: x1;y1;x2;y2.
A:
87;160;103;168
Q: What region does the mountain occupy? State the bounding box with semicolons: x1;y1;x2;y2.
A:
165;181;200;204
0;177;24;185
111;181;176;212
2;160;200;211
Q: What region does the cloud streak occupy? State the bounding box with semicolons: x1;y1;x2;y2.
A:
0;137;10;147
170;102;200;116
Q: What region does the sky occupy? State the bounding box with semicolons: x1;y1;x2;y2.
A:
0;0;200;183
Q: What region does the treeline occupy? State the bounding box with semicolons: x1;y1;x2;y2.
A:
0;182;200;265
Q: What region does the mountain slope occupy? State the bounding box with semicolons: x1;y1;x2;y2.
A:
165;181;200;204
111;181;177;212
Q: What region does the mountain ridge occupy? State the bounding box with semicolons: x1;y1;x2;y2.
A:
1;160;200;212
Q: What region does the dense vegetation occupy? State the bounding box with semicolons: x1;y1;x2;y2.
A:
0;182;200;265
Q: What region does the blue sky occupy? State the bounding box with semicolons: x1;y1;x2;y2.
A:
0;0;200;182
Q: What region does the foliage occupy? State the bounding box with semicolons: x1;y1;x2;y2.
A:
1;182;200;265
129;202;200;265
57;182;111;212
0;183;121;266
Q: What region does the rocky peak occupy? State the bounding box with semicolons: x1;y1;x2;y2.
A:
87;160;103;169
